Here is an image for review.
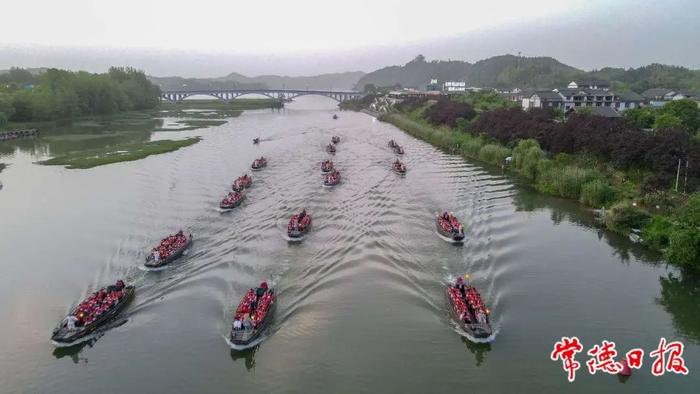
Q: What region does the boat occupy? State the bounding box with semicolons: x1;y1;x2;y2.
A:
331;136;340;144
253;138;260;144
446;278;493;339
232;174;253;192
320;159;334;173
230;282;276;346
388;139;397;148
437;212;466;242
145;231;193;268
393;145;404;155
51;281;134;345
326;144;336;154
392;159;406;174
251;157;267;170
288;210;312;239
323;170;341;187
0;128;39;141
333;114;338;120
220;191;246;210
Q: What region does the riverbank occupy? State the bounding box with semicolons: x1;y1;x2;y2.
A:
39;137;201;169
379;110;700;270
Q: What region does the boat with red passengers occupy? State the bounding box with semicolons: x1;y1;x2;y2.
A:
392;159;406;174
251;157;267;170
145;230;193;268
447;276;493;339
321;159;334;173
51;280;134;345
288;209;311;239
220;191;245;210
437;211;465;242
230;282;276;346
232;174;253;192
323;169;341;187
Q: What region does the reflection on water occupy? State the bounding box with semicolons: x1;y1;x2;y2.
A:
462;337;491;367
230;347;258;372
657;271;700;345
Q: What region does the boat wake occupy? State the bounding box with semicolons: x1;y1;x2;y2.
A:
223;334;267;351
282;233;305;242
138;264;170;272
435;231;466;244
452;322;500;344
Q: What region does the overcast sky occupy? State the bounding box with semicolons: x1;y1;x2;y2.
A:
1;0;699;76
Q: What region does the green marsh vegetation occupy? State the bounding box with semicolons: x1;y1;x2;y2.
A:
40;137;201;169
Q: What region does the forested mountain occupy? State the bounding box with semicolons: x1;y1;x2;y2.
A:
149;71;365;91
354;54;700;91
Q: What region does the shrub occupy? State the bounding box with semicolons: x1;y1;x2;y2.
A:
605;201;651;232
580;179;618;207
424;97;476;127
642;216;674;250
512;139;546;180
666;228;700;269
478;143;511;165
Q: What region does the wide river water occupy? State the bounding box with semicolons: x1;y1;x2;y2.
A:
0;97;698;393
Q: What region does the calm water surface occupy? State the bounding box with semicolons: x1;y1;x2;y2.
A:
0;97;698;393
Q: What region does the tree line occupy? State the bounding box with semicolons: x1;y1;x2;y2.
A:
0;67;161;126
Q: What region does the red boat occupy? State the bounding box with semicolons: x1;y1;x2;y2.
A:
232;174;253;192
446;277;492;339
230;282;276;346
392;159;406;174
288;209;312;239
326;144;336;154
437;211;465;242
324;170;341;186
220;191;246;210
252;157;267;170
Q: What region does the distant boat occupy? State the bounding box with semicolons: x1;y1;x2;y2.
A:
333;114;338;120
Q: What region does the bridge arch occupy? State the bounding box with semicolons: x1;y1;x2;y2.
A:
160;89;363;103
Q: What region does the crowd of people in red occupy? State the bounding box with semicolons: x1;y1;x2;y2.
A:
288;209;311;234
221;191;245;207
232;282;274;331
321;159;334;172
449;277;488;325
393;159;406;173
324;169;341;185
232;174;252;192
252;157;267;169
438;212;462;234
63;280;127;329
149;230;188;262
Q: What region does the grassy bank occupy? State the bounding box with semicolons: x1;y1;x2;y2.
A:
40;137;201;169
380;111;700;270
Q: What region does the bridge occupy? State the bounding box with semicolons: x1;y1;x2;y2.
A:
160;89;363;103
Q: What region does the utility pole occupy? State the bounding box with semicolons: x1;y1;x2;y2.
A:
675;158;682;192
684;159;689;193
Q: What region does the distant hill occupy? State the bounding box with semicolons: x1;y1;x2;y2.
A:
355;54;700;91
355;55;471;90
149;71;365;92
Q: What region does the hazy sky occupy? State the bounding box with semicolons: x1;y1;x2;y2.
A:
1;0;699;76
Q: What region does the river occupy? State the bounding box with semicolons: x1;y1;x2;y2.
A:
0;97;697;393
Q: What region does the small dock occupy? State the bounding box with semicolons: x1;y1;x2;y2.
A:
0;129;40;141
